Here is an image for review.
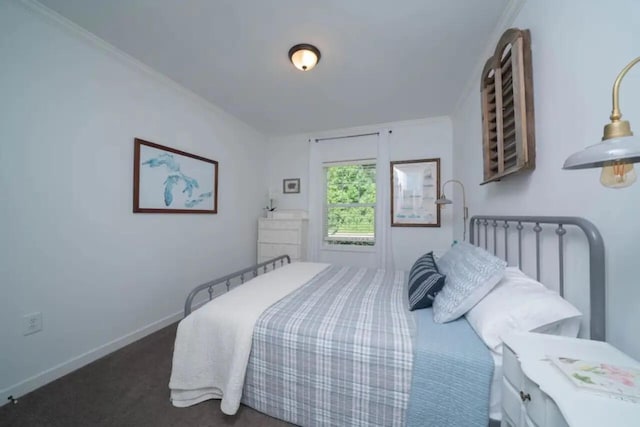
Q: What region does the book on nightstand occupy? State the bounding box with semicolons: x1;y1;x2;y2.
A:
550;356;640;404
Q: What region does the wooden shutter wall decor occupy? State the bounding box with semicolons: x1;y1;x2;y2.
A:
480;28;535;185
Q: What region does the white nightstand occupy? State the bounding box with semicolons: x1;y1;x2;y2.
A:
501;332;640;427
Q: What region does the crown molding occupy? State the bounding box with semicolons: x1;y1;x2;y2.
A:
16;0;262;136
274;116;452;143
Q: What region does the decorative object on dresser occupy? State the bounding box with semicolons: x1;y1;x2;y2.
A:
282;178;301;194
133;138;218;213
502;332;640;427
257;210;308;263
563;56;640;188
480;28;535;185
390;158;441;227
435;179;469;240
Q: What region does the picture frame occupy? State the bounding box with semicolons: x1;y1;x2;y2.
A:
283;178;301;194
390;158;440;227
133;138;218;213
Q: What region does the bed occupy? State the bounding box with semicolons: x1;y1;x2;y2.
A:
169;215;605;426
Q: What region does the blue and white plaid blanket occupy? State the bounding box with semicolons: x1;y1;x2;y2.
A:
243;265;415;427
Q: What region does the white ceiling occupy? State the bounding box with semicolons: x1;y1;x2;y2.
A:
38;0;511;136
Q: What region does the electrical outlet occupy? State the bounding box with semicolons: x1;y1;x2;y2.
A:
22;312;42;336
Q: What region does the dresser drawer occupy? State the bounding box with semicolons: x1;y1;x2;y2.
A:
501;413;517;427
258;218;304;230
503;344;524;390
502;377;523;426
258;228;301;244
258;243;300;259
524;413;540;427
523;376;547;426
545;398;569;427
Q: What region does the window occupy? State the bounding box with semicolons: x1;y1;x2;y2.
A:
324;162;376;246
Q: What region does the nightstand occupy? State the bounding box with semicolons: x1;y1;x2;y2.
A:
501;332;640;427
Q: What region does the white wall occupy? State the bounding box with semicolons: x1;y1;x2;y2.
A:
267;117;454;271
452;0;640;358
0;0;267;401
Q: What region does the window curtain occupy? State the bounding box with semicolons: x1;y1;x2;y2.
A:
307;132;393;270
375;130;394;270
307;140;322;262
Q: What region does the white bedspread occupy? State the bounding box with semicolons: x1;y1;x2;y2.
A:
169;262;330;414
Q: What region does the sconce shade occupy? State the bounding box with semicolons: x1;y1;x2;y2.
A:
563;135;640;169
563;56;640;189
288;44;321;71
435;195;453;205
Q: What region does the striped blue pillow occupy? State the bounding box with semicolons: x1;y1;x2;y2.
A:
408;252;446;311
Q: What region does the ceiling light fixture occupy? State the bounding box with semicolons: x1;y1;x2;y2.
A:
563;56;640;188
288;44;321;71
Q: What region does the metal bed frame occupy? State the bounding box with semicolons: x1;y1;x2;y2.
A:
183;215;606;341
184;254;291;317
180;215;605;427
469;215;605;341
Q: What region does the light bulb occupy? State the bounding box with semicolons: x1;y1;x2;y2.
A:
600;163;637;188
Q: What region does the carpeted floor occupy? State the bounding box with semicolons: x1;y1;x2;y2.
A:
0;323;293;427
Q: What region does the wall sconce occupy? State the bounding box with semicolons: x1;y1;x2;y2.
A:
288;44;321;71
563;56;640;188
435;179;469;241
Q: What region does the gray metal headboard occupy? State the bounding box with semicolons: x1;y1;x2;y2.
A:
469;215;605;341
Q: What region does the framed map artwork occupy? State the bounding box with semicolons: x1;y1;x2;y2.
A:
390;158;440;227
133;138;218;213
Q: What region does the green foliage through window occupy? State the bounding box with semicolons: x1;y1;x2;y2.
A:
324;163;376;246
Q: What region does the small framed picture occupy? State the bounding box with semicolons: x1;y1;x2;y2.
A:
283;178;300;194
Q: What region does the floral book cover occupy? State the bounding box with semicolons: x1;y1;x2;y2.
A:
550;356;640;403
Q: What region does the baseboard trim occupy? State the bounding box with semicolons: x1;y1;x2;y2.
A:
0;309;185;407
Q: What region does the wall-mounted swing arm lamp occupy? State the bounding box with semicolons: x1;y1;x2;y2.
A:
435;179;469;241
563;56;640;188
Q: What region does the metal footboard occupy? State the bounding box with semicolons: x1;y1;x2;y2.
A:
184;255;291;317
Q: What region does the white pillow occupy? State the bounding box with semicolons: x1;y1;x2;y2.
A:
465;267;582;354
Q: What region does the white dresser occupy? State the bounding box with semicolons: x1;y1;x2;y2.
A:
502;332;640;427
257;210;308;263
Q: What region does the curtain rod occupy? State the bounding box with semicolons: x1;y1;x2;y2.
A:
311;130;392;143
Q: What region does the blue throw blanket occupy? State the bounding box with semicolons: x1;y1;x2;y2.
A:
406;308;494;427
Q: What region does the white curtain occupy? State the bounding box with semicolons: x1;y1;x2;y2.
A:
376;130;394;270
307;139;322;262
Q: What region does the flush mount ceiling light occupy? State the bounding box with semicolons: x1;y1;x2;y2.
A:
288;44;321;71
